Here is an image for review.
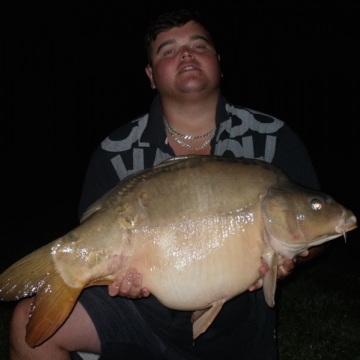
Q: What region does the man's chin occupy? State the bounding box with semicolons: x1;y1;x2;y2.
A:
177;81;209;94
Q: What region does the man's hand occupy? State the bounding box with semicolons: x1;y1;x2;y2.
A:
108;268;150;298
248;250;311;292
277;250;310;280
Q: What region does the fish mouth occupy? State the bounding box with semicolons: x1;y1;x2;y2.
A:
297;212;357;249
335;214;357;234
335;213;357;243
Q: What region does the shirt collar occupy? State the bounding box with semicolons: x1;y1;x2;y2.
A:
141;93;229;144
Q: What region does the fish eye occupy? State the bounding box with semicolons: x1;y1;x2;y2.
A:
311;198;323;210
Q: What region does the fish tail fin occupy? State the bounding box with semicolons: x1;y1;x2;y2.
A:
0;245;83;347
26;275;82;347
0;244;55;301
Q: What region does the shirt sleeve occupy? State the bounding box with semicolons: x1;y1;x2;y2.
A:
272;124;321;190
78;145;121;218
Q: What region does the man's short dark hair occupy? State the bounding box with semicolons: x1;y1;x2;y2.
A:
144;9;216;65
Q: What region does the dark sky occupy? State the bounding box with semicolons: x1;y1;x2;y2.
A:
4;1;360;262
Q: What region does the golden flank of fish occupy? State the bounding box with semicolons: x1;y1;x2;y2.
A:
0;155;357;347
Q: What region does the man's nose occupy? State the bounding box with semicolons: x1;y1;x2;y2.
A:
180;47;194;60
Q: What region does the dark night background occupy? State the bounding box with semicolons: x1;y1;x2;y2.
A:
2;1;360;268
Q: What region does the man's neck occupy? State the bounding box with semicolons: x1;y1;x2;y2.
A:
161;91;219;135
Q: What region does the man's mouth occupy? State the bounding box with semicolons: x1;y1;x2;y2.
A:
180;65;197;73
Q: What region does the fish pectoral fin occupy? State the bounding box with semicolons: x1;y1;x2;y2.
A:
192;299;225;339
261;251;279;308
25;276;82;347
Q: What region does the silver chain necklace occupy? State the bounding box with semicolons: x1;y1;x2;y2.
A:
163;116;216;150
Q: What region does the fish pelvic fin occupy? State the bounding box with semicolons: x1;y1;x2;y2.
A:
192;299;225;339
26;275;82;347
261;250;278;307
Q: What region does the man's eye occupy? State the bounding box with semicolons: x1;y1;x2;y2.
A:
164;49;174;55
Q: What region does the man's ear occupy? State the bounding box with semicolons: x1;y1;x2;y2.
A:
145;65;156;89
217;55;223;78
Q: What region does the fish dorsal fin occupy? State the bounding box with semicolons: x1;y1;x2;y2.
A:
26;276;83;347
192;299;225;339
261;250;278;307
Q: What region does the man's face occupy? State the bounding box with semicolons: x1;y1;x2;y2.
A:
145;21;221;98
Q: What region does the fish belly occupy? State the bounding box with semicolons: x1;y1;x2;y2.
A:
129;214;265;310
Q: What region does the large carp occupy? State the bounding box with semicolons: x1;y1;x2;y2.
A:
0;155;357;347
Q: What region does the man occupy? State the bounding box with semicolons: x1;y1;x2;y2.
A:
10;9;323;360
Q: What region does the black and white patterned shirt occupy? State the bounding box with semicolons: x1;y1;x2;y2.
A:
79;94;319;215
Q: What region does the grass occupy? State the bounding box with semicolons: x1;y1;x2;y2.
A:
277;232;360;359
0;231;359;359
